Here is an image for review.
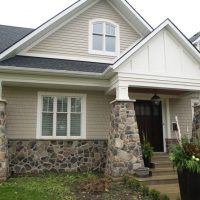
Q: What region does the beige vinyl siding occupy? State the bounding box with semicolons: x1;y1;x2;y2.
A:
169;97;194;138
3;87;38;139
3;86;113;140
28;0;140;62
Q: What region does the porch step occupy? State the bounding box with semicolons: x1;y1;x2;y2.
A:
149;184;180;200
151;168;177;176
152;153;170;162
154;161;173;168
135;174;178;185
135;152;180;199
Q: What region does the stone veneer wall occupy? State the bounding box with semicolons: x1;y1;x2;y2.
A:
106;101;143;177
0;134;8;180
8;140;107;174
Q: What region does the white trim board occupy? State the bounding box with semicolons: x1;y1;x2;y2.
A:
88;18;120;57
36;91;87;140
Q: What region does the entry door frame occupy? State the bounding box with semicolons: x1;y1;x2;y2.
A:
130;93;168;152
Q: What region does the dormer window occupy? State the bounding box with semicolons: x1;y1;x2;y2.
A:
89;19;119;56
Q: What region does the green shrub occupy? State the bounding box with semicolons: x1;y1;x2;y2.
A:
149;189;160;200
123;176;170;200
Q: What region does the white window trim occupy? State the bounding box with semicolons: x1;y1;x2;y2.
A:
36;91;86;140
191;98;199;120
88;18;120;57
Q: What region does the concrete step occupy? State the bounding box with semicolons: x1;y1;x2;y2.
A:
152;155;170;162
135;175;178;185
151;168;177;176
154;161;173;168
149;184;180;200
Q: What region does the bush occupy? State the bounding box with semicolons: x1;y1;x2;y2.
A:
123;176;170;200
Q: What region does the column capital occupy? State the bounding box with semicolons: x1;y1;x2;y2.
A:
0;100;7;104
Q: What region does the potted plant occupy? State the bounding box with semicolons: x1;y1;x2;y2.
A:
169;117;200;200
141;138;154;168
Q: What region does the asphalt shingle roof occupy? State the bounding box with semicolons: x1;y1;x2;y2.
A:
190;32;200;43
0;56;110;73
0;25;33;53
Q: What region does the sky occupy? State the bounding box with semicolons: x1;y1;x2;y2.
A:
0;0;199;38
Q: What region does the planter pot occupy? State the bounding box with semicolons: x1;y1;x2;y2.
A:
178;169;200;200
143;158;153;168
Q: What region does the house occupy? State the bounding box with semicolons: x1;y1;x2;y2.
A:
0;0;200;179
190;32;200;51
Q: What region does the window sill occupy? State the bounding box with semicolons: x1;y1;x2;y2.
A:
88;49;119;57
37;136;86;140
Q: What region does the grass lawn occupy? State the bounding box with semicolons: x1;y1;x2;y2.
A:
0;173;169;200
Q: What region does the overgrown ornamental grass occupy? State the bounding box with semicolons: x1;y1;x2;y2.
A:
0;173;169;200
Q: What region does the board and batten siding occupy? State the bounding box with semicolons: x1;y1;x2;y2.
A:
28;0;140;62
3;86;113;140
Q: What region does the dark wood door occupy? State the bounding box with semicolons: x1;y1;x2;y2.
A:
134;100;164;152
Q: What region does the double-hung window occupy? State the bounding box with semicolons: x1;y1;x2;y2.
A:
37;92;86;139
89;19;119;56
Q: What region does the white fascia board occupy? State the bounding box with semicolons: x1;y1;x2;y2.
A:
121;0;153;32
0;0;94;61
0;65;107;78
0;73;110;88
112;19;200;69
118;72;200;91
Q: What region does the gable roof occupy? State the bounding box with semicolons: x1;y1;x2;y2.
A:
0;25;33;53
190;32;200;43
0;0;153;61
0;56;109;74
112;19;200;69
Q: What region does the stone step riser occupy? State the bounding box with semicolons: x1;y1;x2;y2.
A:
141;178;178;185
154;163;173;168
152;171;177;176
152;157;170;162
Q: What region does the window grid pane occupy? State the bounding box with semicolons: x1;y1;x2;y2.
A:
71;98;81;113
70;113;81;136
93;34;103;51
42;96;54;136
106;36;116;52
56;113;67;136
56;97;68;136
93;22;103;34
106;23;115;36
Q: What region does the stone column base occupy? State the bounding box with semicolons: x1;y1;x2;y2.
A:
0;100;8;181
105;101;144;177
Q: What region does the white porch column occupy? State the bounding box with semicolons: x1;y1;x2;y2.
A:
115;81;130;101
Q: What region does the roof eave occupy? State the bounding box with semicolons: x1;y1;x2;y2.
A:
0;65;111;79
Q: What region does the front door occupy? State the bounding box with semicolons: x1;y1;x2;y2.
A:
134;100;164;152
